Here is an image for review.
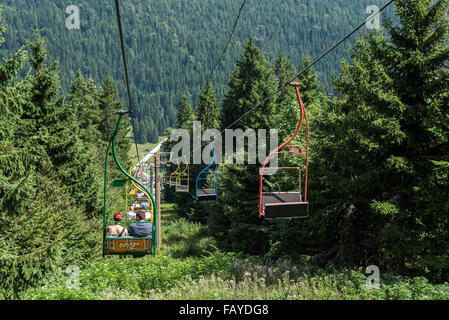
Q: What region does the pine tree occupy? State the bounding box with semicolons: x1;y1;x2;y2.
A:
210;40;278;254
68;70;101;146
98;77;120;142
176;95;196;130
273;54;296;106
221;39;277;131
0;19;101;298
98;77;131;170
312;0;449;279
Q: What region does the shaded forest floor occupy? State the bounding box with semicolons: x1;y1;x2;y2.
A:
19;204;449;300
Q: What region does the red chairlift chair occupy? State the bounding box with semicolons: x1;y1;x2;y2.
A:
258;82;309;219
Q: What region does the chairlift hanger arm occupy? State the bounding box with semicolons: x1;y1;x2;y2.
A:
196;142;218;200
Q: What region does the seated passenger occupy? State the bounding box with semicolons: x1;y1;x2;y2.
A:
127;211;152;238
107;213;128;237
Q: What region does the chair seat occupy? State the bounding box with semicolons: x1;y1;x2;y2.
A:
197;189;217;201
262;192;308;218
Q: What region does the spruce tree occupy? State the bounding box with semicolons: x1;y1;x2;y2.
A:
98;77;120;142
0;19;101;298
0;14;33;214
176;95;196;130
221;39;277;131
211;40;278;254
162;95;197;218
23;35;101;214
68;70;101;146
273;54;296;106
98;77;131;170
181;81;221;223
148;122;159;143
275;55;327;142
272;54;299;141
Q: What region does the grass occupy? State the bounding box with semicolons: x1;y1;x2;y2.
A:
19;203;449;300
159;203;218;258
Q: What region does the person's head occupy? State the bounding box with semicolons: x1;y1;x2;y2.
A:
113;213;122;222
129;206;135;212
136;211;146;221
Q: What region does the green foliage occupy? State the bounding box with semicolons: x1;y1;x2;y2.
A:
162;217;218;259
211;164;270;254
221;39;277;130
68;71;100;145
207;40;280;255
16;201;449;300
21;251;238;299
2;0;449;300
0;162;101;299
0;15;124;298
175;95;196;130
195;80;220;131
20;252;449;300
158;202;218;259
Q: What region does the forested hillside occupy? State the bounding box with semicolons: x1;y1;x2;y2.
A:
0;0;389;143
